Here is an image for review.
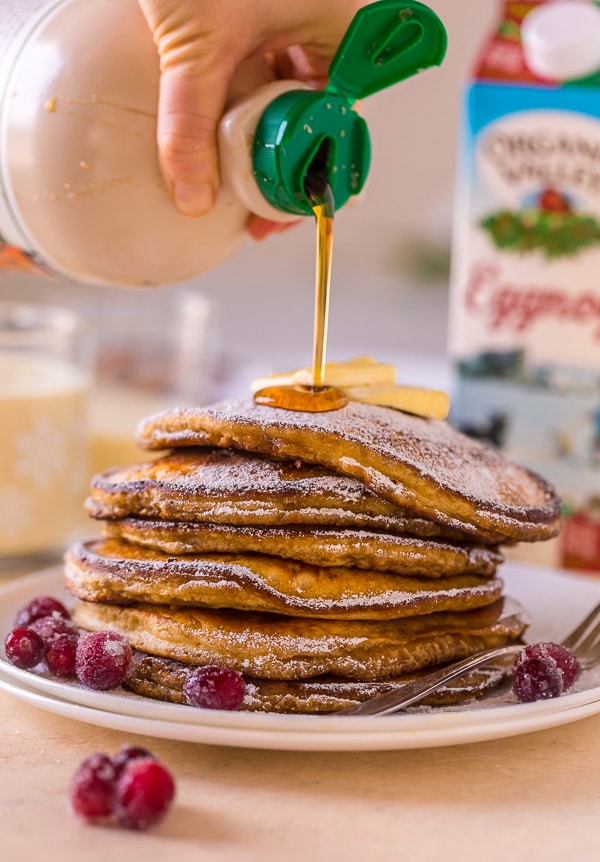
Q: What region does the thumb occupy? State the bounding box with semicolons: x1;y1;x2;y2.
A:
156;57;232;217
157;53;277;217
138;0;236;216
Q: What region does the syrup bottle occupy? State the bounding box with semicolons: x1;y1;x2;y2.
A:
0;0;446;288
251;1;446;412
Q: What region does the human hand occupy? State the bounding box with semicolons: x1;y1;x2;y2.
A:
137;0;367;236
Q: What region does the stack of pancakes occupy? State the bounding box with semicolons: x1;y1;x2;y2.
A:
65;398;561;713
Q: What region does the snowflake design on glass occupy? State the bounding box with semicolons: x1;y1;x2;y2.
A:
64;414;89;495
0;484;33;539
14;416;70;489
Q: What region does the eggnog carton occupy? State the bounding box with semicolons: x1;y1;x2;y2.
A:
448;0;600;571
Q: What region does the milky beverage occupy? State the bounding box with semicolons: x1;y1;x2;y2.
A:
0;353;88;557
449;1;600;571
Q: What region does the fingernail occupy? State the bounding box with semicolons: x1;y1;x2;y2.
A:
173;181;215;217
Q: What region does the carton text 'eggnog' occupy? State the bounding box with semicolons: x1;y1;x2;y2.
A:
449;0;600;572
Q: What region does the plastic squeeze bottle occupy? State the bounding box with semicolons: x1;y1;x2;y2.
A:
0;0;446;287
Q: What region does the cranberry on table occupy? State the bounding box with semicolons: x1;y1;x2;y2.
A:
113;745;156;777
512;642;581;703
115;758;176;831
68;747;175;830
183;665;246;710
75;631;132;690
14;595;70;627
68;753;118;822
4;626;45;669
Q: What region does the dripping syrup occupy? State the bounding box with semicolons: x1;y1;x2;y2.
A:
254;176;348;413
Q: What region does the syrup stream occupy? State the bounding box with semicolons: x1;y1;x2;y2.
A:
306;176;335;388
254;175;347;412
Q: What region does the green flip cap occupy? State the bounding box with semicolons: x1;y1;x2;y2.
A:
252;0;447;216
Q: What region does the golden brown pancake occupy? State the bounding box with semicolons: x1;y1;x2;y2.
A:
85;448;477;541
64;395;559;713
101;519;503;578
125;650;515;713
65;538;504;620
135;399;561;543
71;596;527;680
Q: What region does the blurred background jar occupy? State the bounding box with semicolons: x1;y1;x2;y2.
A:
87;288;220;476
0;302;92;569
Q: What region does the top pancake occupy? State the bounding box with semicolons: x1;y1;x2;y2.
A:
136;398;561;543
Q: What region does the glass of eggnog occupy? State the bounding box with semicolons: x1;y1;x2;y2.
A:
0;302;91;567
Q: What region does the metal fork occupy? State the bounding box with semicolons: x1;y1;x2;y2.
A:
338;600;600;717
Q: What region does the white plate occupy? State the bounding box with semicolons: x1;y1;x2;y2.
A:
1;563;600;751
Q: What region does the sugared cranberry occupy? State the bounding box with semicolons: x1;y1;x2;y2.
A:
30;612;78;644
68;747;175;830
512;642;581;703
45;633;78;678
514;642;581;690
75;631;132;690
113;745;156;778
183;665;246;710
115;758;175;831
15;595;70;627
4;626;45;669
68;753;117;822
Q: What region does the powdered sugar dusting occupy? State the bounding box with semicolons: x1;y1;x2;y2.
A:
135;399;561;541
87;447;462;535
72;596;528;682
66;537;505;619
102;519;502;578
97;448;376;500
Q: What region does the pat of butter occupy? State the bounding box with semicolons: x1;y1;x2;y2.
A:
344;384;450;420
251;356;450;419
250;356;396;392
